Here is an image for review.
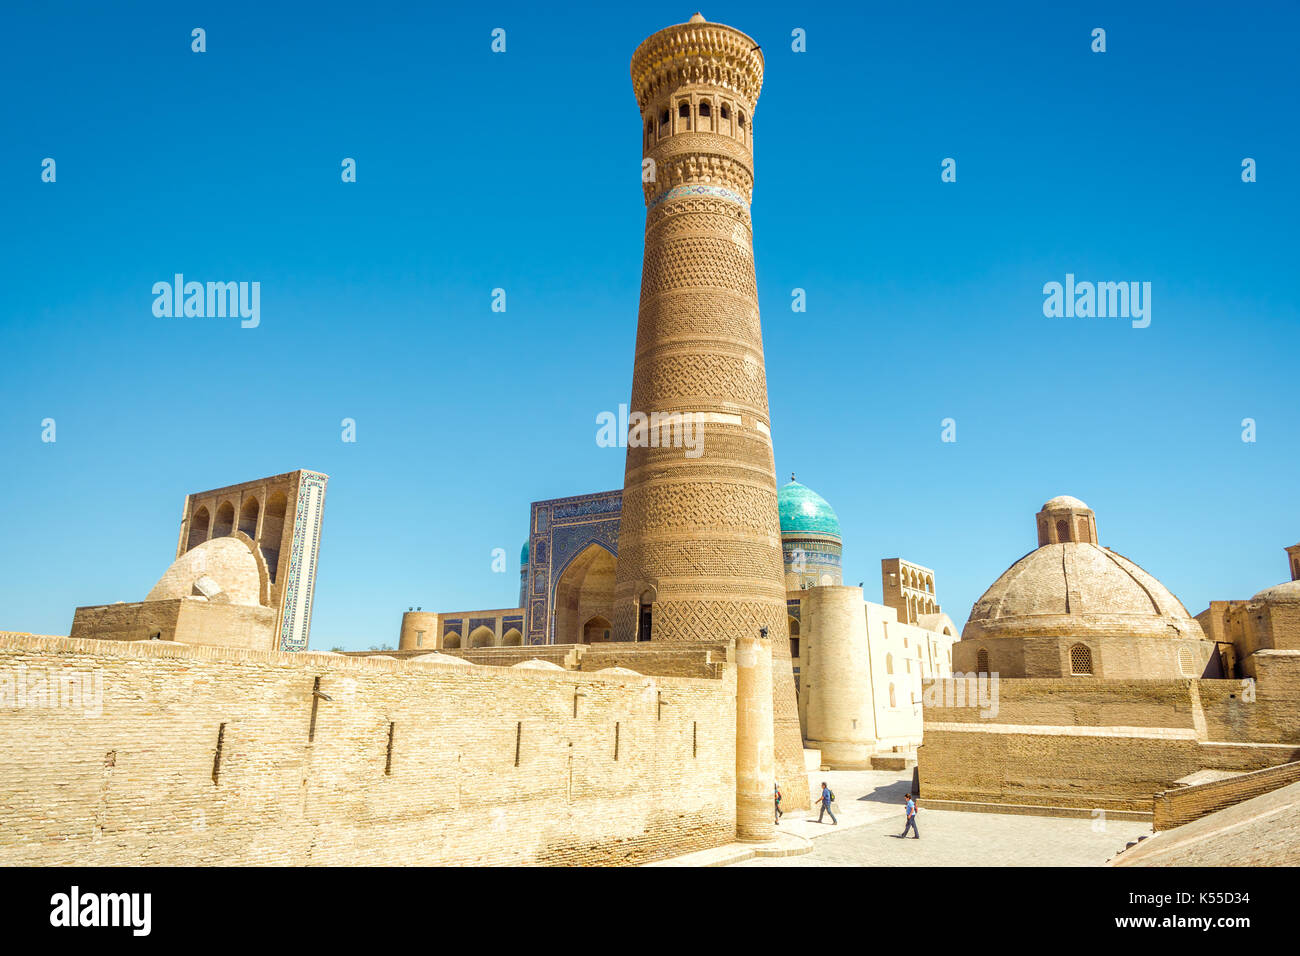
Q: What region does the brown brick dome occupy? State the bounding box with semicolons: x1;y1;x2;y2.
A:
1252;580;1300;604
963;542;1205;643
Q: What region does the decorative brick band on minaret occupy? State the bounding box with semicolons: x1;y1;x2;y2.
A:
614;13;809;809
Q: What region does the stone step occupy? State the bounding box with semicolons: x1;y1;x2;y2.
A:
871;753;917;771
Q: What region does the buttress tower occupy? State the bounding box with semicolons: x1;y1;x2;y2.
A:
614;13;808;806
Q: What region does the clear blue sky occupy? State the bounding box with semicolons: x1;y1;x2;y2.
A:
2;1;1296;649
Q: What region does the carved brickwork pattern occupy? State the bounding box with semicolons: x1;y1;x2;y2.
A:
630;350;769;415
647;196;751;231
631;21;765;107
638;234;756;302
634;292;761;353
615;539;786;585
623;449;777;485
652;131;753;165
620;481;782;538
644;152;754;205
647;210;752;245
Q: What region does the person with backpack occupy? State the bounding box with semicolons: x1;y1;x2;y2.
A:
774;782;783;824
901;792;919;839
815;781;837;825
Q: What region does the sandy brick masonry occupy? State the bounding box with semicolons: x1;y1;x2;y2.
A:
0;632;736;866
1153;759;1300;830
351;642;730;678
919;677;1300;811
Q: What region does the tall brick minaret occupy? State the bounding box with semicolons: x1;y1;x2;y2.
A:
614;13;808;809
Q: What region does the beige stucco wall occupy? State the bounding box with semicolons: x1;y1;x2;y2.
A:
801;586;875;768
792;591;956;758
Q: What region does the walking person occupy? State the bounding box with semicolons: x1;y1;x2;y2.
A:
774;782;783;825
815;781;837;825
901;792;919;839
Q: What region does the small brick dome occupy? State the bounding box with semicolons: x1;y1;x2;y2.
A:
1252;580;1300;604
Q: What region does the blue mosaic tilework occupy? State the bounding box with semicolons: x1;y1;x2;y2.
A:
278;471;328;652
647;183;749;212
524;490;623;644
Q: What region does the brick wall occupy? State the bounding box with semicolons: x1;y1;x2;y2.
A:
1199;653;1300;744
0;632;736;865
919;677;1300;811
1153;760;1300;830
579;642;726;678
386;642;727;679
71;600;276;650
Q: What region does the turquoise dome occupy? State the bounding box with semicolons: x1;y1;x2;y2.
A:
778;479;841;539
521;541;529;566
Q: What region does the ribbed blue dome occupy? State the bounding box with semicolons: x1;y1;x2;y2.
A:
521;541;529;566
778;480;841;539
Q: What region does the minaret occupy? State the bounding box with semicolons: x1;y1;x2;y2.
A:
615;13;809;809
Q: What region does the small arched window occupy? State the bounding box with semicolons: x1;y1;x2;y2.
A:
659;109;669;129
698;101;711;117
976;648;990;675
1069;643;1093;676
238;497;259;538
186;507;211;551
213;501;235;537
885;653;894;675
720;104;730;120
1056;519;1071;542
889;684;897;708
738;111;746;127
678;102;690;117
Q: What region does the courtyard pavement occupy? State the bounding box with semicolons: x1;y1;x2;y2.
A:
731;769;1152;867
